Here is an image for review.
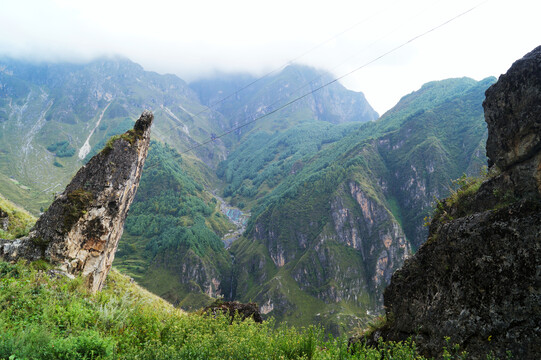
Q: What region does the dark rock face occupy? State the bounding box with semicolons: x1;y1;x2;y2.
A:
484;45;541;170
381;198;541;359
356;47;541;359
0;111;153;292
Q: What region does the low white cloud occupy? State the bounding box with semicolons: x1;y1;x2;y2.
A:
1;0;540;113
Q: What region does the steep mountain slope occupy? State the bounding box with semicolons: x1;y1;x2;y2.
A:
225;77;494;333
217;120;363;209
0;56;385;320
0;57;226;213
0;55;498;337
114;141;234;310
361;45;541;360
0;59;377;215
190;64;378;140
0;194;35;240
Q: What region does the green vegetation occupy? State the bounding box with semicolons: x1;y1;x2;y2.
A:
0;195;36;240
115;141;233;307
0;193;508;360
63;188;93;232
217;121;361;208
0;260;431;360
0;57;501;340
0;57;229;215
103;123;147;152
122;141;230;256
428;166;517;231
46;141;76;158
84;117;134;162
219;77;495;333
432;173;485;223
230;77;494;244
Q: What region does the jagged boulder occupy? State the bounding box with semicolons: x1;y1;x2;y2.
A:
0;111;153;292
352;47;541;359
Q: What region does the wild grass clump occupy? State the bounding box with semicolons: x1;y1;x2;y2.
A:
0;260;428;359
103;129;141;154
353;313;392;340
430;170;487;224
0;195;36;240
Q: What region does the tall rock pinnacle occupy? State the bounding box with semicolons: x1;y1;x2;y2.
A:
1;110;153;292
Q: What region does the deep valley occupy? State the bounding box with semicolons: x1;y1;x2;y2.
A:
0;56;496;334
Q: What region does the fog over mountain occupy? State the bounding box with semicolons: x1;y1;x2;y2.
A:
2;0;540;113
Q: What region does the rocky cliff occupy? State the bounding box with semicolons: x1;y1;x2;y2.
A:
358;46;541;359
226;77;491;333
0;111;153;292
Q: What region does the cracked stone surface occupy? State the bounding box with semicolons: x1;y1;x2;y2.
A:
1;111;153;292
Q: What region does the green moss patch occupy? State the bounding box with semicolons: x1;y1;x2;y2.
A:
63;189;93;232
102;129;144;155
0;195;36;239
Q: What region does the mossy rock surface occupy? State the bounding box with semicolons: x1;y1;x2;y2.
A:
63;189;94;232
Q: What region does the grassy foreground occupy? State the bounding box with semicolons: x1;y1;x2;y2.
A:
0;195;36;240
0;260;428;360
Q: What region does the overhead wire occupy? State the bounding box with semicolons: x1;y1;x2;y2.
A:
189;0;447;146
154;0;401;145
31;0;488;199
156;0;446;155
176;0;490;156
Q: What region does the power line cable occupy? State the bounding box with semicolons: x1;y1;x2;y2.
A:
158;0;446;153
177;0;489;156
155;0;401;144
31;0;487;199
202;0;447;141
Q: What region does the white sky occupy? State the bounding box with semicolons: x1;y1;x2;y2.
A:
1;0;540;114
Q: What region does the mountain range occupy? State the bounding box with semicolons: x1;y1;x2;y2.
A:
0;56;493;333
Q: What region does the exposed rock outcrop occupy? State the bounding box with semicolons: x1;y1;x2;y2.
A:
354;46;541;359
0;111;153;292
203;300;263;323
484;47;541;171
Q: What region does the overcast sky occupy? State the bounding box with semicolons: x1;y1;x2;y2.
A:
1;0;540;114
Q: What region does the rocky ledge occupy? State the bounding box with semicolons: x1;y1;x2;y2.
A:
0;111;153;293
352;46;541;359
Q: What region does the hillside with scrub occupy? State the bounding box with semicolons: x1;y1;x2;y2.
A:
0;196;426;359
0;54;499;334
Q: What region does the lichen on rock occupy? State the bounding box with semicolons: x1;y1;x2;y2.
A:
0;110;153;293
